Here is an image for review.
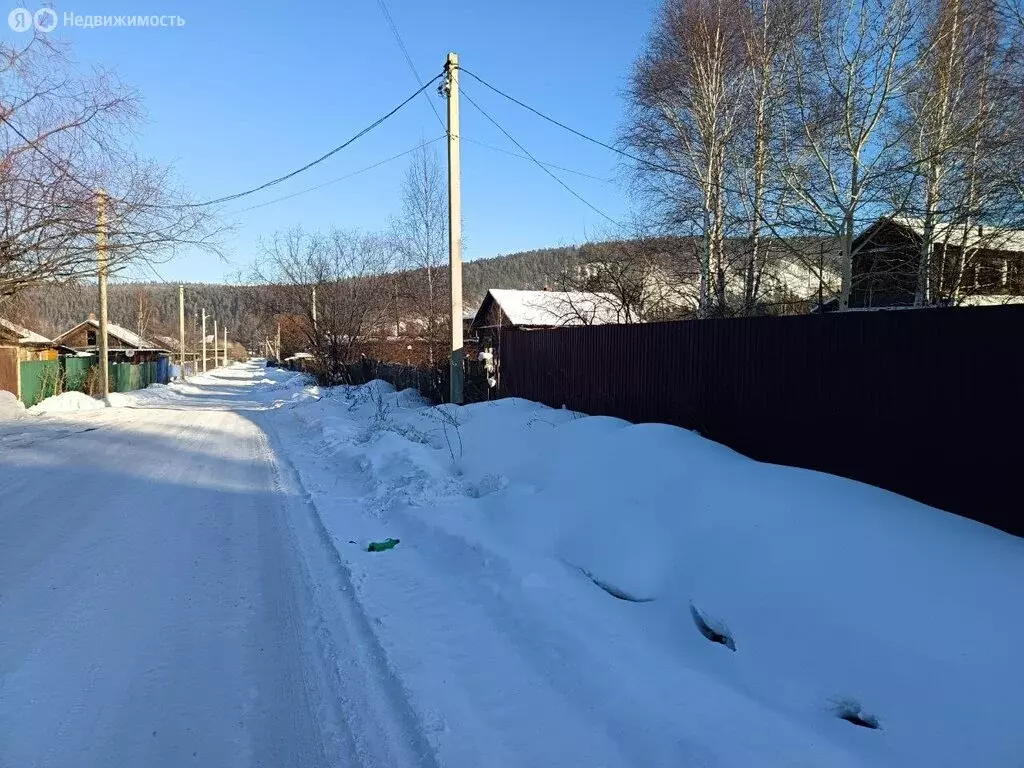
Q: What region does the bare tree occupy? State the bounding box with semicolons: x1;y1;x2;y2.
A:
625;0;749;317
557;235;698;321
391;142;449;364
0;35;218;300
782;0;920;310
250;227;392;382
731;0;805;312
898;0;1024;305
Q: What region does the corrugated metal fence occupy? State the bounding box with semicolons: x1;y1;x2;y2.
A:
500;305;1024;536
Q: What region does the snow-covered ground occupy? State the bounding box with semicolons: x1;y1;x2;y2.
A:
2;362;1021;767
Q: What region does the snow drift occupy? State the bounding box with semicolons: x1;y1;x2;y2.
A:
275;380;1024;767
28;391;107;414
0;390;25;420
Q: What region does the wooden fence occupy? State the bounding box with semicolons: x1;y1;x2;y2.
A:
499;305;1024;537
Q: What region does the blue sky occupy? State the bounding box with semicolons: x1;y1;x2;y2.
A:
7;0;658;281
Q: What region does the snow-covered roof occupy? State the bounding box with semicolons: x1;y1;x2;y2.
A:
0;317;52;345
888;217;1024;252
285;352;314;361
55;318;169;351
477;289;623;328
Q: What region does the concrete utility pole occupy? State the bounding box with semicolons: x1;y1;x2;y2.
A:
311;285;318;333
178;285;186;380
213;319;218;370
96;190;110;397
201;309;207;373
444;51;464;404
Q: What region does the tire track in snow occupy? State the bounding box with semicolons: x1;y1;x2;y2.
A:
254;414;441;768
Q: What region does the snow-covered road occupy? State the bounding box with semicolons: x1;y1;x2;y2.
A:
0;369;433;768
3;362;1022;767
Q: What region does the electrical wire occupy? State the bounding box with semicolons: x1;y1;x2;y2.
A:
462;137;611;182
372;0;445;131
460;86;621;227
230;136;445;214
459;68;680;178
178;74;443;209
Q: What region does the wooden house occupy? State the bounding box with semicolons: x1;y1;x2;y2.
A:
850;217;1024;308
471;289;623;351
0;318;72;401
54;316;171;363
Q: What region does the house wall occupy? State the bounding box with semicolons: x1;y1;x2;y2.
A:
60;325;95;348
851;222;1024;307
18;347;58;362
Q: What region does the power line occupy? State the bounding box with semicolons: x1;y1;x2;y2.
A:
459;68;680;178
180;74;443;209
462;137;611;182
460;86;621;227
372;0;445;131
230;136;445;214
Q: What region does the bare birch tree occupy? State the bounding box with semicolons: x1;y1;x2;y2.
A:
782;0;920;310
391;141;449;364
625;0;748;317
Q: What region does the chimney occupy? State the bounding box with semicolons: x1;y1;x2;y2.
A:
88;312;97;322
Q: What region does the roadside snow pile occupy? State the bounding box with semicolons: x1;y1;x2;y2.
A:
28;391;106;414
0;391;25;421
276;381;1024;767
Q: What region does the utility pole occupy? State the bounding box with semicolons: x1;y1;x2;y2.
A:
201;309;207;373
96;190;110;397
223;326;228;367
311;285;318;332
213;319;218;370
276;322;281;361
178;285;186;380
444;51;464;404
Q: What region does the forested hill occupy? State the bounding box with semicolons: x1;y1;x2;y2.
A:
3;245;580;341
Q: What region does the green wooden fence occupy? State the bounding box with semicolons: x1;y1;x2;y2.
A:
19;358;167;406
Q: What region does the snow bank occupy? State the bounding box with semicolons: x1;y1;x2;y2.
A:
28;391;106;414
278;381;1024;767
0;390;25;421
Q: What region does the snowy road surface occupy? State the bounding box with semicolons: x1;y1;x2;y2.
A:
2;362;1023;767
0;374;430;768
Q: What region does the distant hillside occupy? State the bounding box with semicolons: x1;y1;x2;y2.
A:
1;237;838;346
0;245;582;345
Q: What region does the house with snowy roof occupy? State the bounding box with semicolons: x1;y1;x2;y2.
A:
54;315;172;364
471;288;626;350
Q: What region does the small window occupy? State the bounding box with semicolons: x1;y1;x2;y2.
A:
87;330;97;345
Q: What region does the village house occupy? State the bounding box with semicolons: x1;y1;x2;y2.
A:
54;316;172;363
849;217;1024;309
0;318;74;402
471;288;623;350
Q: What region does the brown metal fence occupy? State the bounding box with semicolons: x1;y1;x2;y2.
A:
500;305;1024;536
